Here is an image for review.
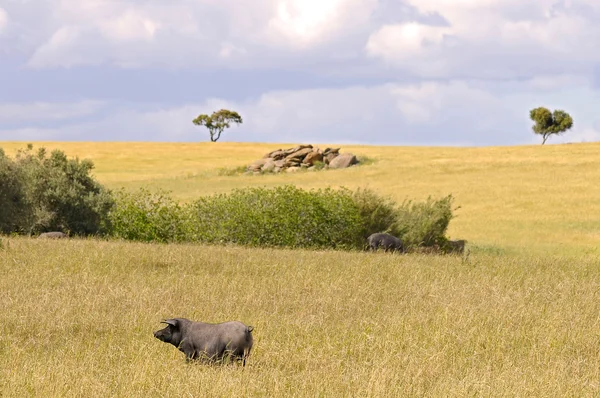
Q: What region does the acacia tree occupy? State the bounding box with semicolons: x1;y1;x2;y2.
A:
529;107;573;145
192;109;243;142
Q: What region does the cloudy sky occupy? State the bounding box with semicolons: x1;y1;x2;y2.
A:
1;0;599;146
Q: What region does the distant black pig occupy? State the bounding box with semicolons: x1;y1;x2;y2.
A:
367;233;404;253
153;318;254;366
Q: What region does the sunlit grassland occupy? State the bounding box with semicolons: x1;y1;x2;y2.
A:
2;141;600;396
1;238;600;397
2;141;600;254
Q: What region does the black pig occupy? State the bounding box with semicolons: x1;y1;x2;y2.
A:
154;318;254;366
367;233;404;253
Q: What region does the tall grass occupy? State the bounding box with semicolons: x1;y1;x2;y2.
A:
3;141;600;254
2;238;600;396
2;141;600;397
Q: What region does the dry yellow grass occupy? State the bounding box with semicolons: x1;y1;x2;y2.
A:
2;141;600;254
1;238;600;397
2;141;600;396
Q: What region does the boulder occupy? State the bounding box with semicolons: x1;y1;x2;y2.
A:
286;167;301;173
262;159;276;172
266;150;286;160
323;147;340;156
303;151;323;165
324;153;338;164
284;159;301;168
244;145;359;174
263;149;282;158
329;153;358;169
285;147;314;161
248;158;268;171
283;146;301;155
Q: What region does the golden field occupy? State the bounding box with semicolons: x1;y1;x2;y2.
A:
2;141;600;397
2;141;600;255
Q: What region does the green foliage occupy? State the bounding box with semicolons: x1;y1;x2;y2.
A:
392;195;456;248
105;185;456;252
0;145;114;235
351;188;455;250
188;185;363;249
530;107;574;145
351;187;398;242
108;188;187;243
356;156;376;166
311;161;326;171
192;109;243;142
0;151;32;234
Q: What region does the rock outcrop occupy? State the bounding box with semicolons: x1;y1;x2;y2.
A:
247;145;359;173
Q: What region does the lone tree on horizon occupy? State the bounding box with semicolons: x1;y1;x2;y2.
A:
193;109;243;142
529;107;573;145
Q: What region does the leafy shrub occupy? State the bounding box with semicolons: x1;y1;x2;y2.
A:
109;188;187;243
312;161;326;171
351;187;398;242
105;185;456;252
350;188;455;250
0;150;32;234
392;195;455;248
356;156;376;166
0;145;114;235
14;145;114;235
187;185;363;249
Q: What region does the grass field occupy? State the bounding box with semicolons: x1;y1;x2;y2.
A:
3;141;600;254
2;141;600;396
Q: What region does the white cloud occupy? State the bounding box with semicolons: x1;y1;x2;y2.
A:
8;0;600;80
366;23;453;76
0;7;8;33
100;9;159;42
219;42;247;59
28;26;101;68
366;0;600;78
266;0;376;48
18;0;382;69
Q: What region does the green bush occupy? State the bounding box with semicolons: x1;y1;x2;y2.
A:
106;185;456;252
0;144;457;249
392;195;455;248
0;144;114;235
15;146;114;235
188;185;363;249
109;188;187;243
351;187;399;243
350;188;455;250
0;150;32;234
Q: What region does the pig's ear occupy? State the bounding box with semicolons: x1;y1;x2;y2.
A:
161;319;178;327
